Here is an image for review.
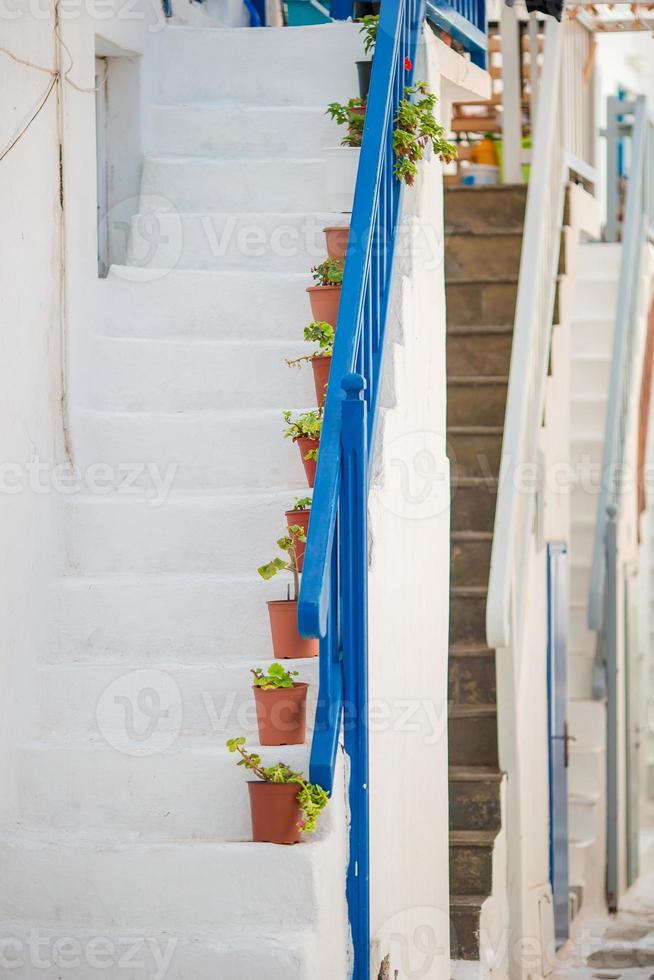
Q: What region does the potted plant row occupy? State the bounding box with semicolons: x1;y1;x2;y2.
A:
252;662;308;747
227;737;328;845
323;65;457;211
283;409;322;487
306;258;343;326
258;523;318;660
287;321;334;408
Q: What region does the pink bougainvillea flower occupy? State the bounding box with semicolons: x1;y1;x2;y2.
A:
404;57;412;70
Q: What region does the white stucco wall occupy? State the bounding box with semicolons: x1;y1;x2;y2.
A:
0;0;163;833
366;31;489;980
0;15;67;831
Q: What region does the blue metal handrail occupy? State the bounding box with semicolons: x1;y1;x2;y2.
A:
297;0;427;976
331;0;487;65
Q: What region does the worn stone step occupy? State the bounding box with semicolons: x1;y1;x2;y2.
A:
447;427;502;480
449;830;496;896
447;326;513;377
448;377;508;428
445;278;518;327
449;767;502;833
450;531;492;589
448;645;496;705
448;704;498;768
445;233;523;283
450;895;485;960
451;478;498;534
450;588;487;647
444;185;527;234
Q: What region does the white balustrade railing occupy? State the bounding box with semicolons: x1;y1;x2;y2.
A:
486;16;568;649
588;96;654;631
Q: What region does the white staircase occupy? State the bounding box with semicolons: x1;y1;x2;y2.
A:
567;241;621;915
0;23;367;979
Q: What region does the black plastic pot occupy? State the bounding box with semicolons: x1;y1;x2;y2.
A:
356;60;372;102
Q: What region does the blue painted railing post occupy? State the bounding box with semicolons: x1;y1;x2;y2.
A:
341;373;370;980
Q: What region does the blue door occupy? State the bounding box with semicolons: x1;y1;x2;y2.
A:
547;542;570;947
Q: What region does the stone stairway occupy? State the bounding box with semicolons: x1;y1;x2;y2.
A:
445;184;527;962
566;242;622;914
0;23;366;979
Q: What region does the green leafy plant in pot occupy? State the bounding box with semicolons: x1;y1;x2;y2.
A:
251;663;308;747
356;14;378;100
258;523;318;660
283;409;322;487
306;258;344;327
393;82;457;185
227;737;328;845
326;98;366;149
284;495;312;572
287;321;335;409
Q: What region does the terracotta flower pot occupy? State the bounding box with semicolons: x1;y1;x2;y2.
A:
324;225;350;260
295;436;319;487
266;599;318;659
311;355;331;408
285;507;310;571
248;781;303;844
306;284;341;326
253;682;308;746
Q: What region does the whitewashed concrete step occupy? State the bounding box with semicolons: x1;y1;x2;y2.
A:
570;433;602;464
570;560;591;604
568;396;607;437
147;104;337;159
101;268;316;341
570;354;611;394
572;278;618;319
171;0;250;27
570;518;595;558
569;792;601;842
127;211;342;273
141;157;328;213
569;699;605;748
568;744;604;798
0;828;347;936
570;315;614;356
568;650;595;700
48;574;276;663
0;922;334;980
569;838;593;887
37;658;319;737
82;337;316;411
17;740;332;840
158;24;363;106
576;242;621;278
61;491;310;575
71;407;311;491
570;602;596;657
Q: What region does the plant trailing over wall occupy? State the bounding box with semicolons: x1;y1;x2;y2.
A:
251;663;299;690
358;13;378;55
227;737;329;833
258;523;306;601
326;98;366;147
393;82;457;185
311;259;344;288
287;321;335;369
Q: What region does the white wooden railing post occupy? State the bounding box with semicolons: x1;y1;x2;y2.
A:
501;2;523;185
